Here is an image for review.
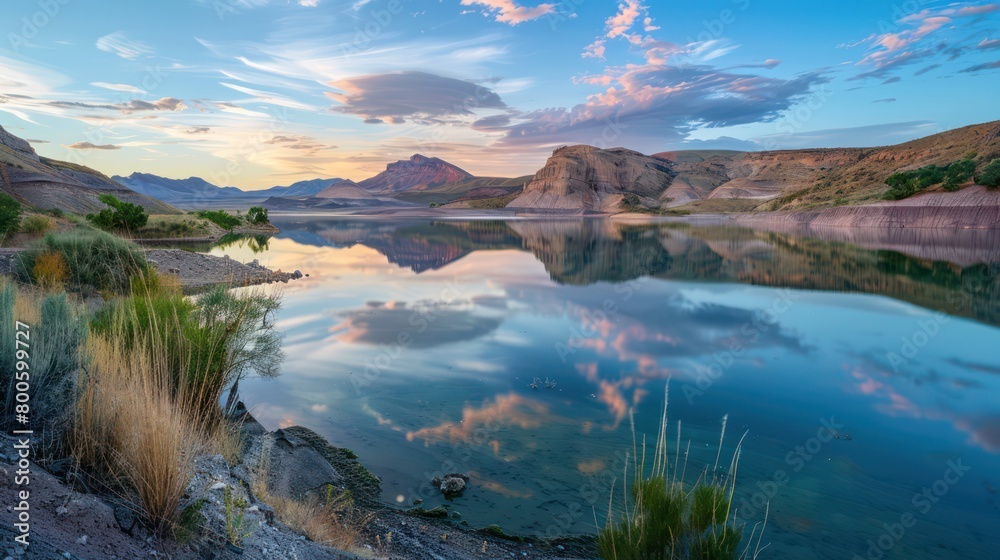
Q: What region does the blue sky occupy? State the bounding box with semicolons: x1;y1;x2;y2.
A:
1;0;999;188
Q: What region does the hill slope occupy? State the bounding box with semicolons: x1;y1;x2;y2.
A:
654;120;1000;211
0;126;178;214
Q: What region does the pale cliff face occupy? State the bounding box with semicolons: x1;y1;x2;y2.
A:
508;145;676;211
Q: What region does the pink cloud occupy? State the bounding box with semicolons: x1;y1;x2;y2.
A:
460;0;555;25
607;0;645;39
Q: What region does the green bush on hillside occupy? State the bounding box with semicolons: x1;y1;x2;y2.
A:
197;209;242;230
0;192;22;237
17;228;148;293
978;158;1000;189
884;157;978;200
87;194;149;232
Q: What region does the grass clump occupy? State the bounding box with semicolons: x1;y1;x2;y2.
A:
72;334;211;535
0;279;87;448
136;215;212;239
224;486;255;545
597;386;767;560
17;227;148;293
21;214;54;235
91;271;284;419
197;209;242;230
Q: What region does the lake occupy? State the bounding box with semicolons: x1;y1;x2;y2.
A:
210;217;1000;559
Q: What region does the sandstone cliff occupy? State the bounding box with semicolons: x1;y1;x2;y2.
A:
507;145;675;212
359;154;472;193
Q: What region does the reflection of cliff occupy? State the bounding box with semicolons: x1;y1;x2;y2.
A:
269;216;1000;326
507;220;673;284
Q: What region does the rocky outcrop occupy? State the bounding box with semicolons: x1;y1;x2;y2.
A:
507;145;675;212
359;154;472;193
315;180;375;199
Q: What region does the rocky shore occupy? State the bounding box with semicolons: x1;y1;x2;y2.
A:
0;407;593;560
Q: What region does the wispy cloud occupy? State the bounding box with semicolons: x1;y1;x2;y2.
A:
90;82;147;94
95;32;152;60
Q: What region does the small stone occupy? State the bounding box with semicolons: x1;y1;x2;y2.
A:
209;482;226;491
76;536;87;545
56;506;68;516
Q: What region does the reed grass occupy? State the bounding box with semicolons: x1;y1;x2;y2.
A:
597;384;766;560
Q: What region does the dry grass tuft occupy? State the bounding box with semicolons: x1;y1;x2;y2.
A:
73;335;211;534
249;447;371;552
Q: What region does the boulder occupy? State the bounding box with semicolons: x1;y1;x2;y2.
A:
431;473;470;497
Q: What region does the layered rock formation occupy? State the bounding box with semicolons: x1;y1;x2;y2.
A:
359;154;472;193
0;126;178;214
507;145;675;212
653;120;1000;210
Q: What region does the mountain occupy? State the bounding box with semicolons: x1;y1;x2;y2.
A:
358;154;472;193
113;173;244;203
315;180;375;199
113;174;343;205
506;145;675;212
0;126;178;214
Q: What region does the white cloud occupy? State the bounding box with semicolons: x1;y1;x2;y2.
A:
90;82;147;94
96;32;152;60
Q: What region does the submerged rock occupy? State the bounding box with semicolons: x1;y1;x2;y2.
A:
431;473;470;497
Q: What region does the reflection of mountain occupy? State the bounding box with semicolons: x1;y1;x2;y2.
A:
269;217;1000;326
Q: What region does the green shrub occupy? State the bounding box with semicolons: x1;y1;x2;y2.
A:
48;208;64;218
0;192;22;237
92;275;283;419
978;158;1000;189
197;210;242;230
17;228;148;293
428;202;440;208
21;214;54;235
87;194;148;232
246;206;269;226
884;158;978;199
0;280;87;443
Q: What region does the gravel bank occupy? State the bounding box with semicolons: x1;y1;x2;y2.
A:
0;249;303;291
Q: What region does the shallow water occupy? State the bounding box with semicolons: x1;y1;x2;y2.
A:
212;218;1000;559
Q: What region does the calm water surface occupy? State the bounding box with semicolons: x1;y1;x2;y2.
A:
211;217;1000;559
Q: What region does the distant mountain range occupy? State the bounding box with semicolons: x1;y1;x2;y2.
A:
4;120;999;217
113;173;342;205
